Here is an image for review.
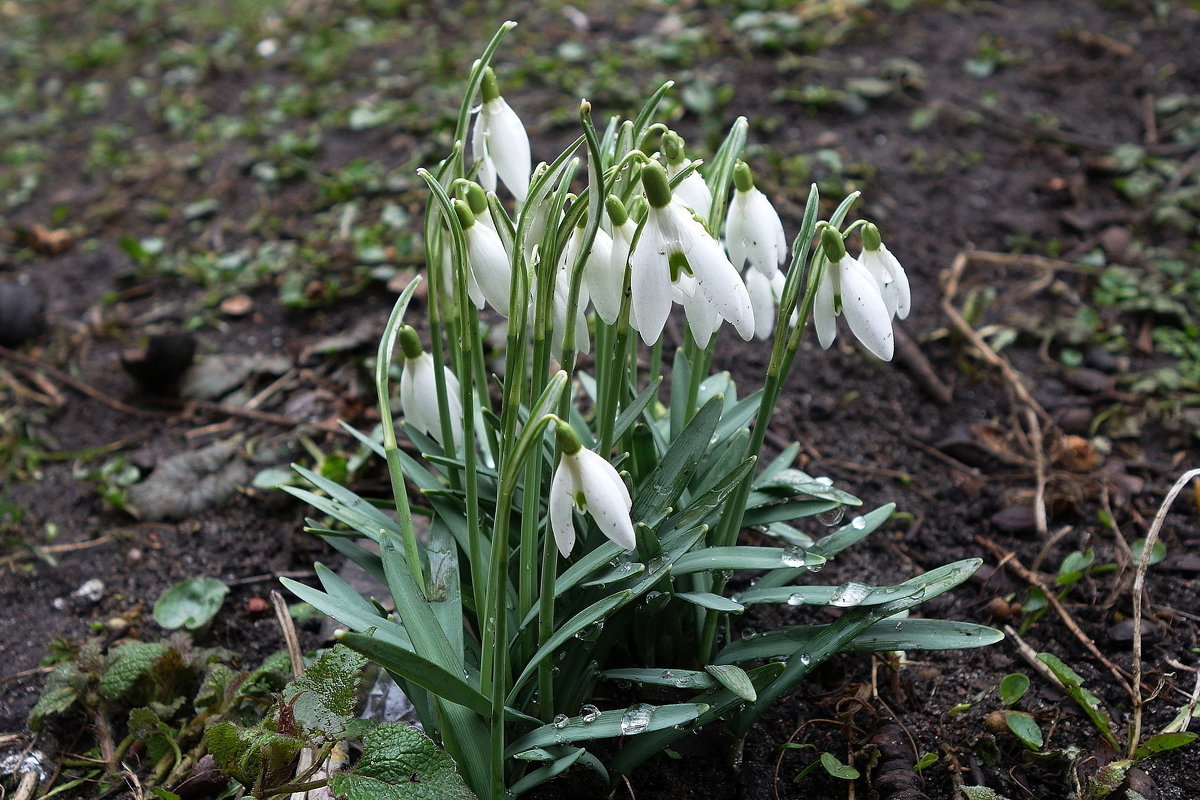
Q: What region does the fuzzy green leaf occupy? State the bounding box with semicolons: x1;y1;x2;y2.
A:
206;721;304;788
286;645;367;737
329;723;476;800
98;641;167;701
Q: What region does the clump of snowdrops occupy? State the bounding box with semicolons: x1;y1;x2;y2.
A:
283;24;1001;798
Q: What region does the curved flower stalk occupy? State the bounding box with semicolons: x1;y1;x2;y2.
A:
455;199;513;317
549;262;591;360
397;325;463;448
628;161;754;346
724;161;787;277
746;267;788;340
549;421;635;557
813;226;894;361
859;222;911;321
471;67;531;203
662;131;712;219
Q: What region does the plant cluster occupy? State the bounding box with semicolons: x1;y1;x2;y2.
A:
280;24;1002;798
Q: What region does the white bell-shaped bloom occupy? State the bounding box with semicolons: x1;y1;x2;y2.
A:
629;162;755;346
859;223;910;321
550;427;635;558
562;220;619;325
470;68;530;203
813;227;894;361
398;329;463;449
724;162;788;277
746;267;788;340
606;196;639;322
457;200;512;317
674;275;721;347
550;263;591;360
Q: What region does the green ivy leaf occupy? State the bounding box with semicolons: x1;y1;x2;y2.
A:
329;723;476;800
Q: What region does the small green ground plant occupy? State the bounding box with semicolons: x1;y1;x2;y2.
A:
282;24;1002;798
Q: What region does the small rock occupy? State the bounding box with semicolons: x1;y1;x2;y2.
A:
219;294;254;317
990;505;1038;535
1062;367;1114;394
1108;618;1162;643
1099;225;1134;263
1055;435;1103;472
71;578;105;604
1084;347;1119;373
0;282;46;346
245;597;269;615
122;333;197;394
1055;406;1094;435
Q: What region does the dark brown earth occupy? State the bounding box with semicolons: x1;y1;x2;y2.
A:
3;1;1199;798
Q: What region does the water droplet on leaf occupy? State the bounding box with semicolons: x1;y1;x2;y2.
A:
787;592;805;606
816;505;845;526
829;581;871;607
580;704;600;723
553;714;569;729
850;515;867;530
619;703;654;735
781;545;807;567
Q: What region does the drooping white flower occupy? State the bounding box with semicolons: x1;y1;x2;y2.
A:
550;424;635;558
470;68;530;203
746;267;788;340
456;199;513;317
398;327;463;449
859;222;910;321
724;162;788;277
606;195;639;323
628;161;755;346
673;275;721;347
562;215;619;325
549;261;591;360
813;227;894;361
663;131;712;219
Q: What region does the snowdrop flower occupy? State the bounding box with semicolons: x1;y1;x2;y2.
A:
746;267;788;340
398;326;462;448
470;67;530;203
455;199;512;317
725;161;788;277
628;161;755;346
813;226;894;361
562;212;620;325
548;261;591;360
549;421;635;557
662;132;712;219
859;222;910;321
606;195;638;324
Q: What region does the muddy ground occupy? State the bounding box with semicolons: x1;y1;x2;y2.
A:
2;1;1199;798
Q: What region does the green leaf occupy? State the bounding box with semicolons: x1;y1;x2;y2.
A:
819;751;860;779
673;545;824;574
675;592;744;612
599;668;717;690
633;395;723;522
737;580;923;607
1036;652;1119;748
510;592;630;697
98;641;167;701
959;786;1014;800
704;665;756;701
153;578;229;630
754;469;862;507
999;673;1030;707
337;632;489;717
717;618;1003;663
286;645;367;737
1131;538;1167;567
508;747;586;796
1133;732;1197;760
505;703;707;756
915;752;938;771
1004;711;1043;749
329;723;476;800
206;721;304;789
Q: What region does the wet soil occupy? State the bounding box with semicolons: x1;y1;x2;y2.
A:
3;1;1199;798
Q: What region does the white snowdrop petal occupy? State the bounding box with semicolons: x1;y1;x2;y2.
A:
689;229;754;341
467;224;512;317
549;463;578;557
882;245;911;320
583;228;622;324
674;171;712;220
471;111;497;193
814;265;838;350
484;98;531;203
629;217;674;345
746;268;775;340
576;450;636;551
838;256;894;361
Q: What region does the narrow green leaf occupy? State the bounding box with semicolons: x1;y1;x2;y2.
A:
508;747;586;796
717;619;1003;663
509;592;630;697
1133;732;1197;760
737;581;923;607
673;545;824;575
505;703;706;756
675;591;744;612
599;668;717;690
337;632;489;717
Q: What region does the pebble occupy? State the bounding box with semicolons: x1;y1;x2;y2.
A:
0;282;46;346
71;578;105;603
990;505;1038;535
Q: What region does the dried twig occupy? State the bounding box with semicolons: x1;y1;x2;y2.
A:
271;590;304;678
1023;407;1049;539
1003;624;1067;689
977;537;1132;695
0;344;160;418
1128;467;1200;759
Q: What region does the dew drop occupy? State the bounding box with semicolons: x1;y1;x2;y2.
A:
781;545;807;567
829;581;871;607
574;621;604;641
894;621;904;631
553;714;569;729
580;704;600;723
850;515;867;530
805;562;825;573
619;703;654;735
815;476;833;486
798;653;811;665
741;627;757;639
786;592;805;606
816;505;846;526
